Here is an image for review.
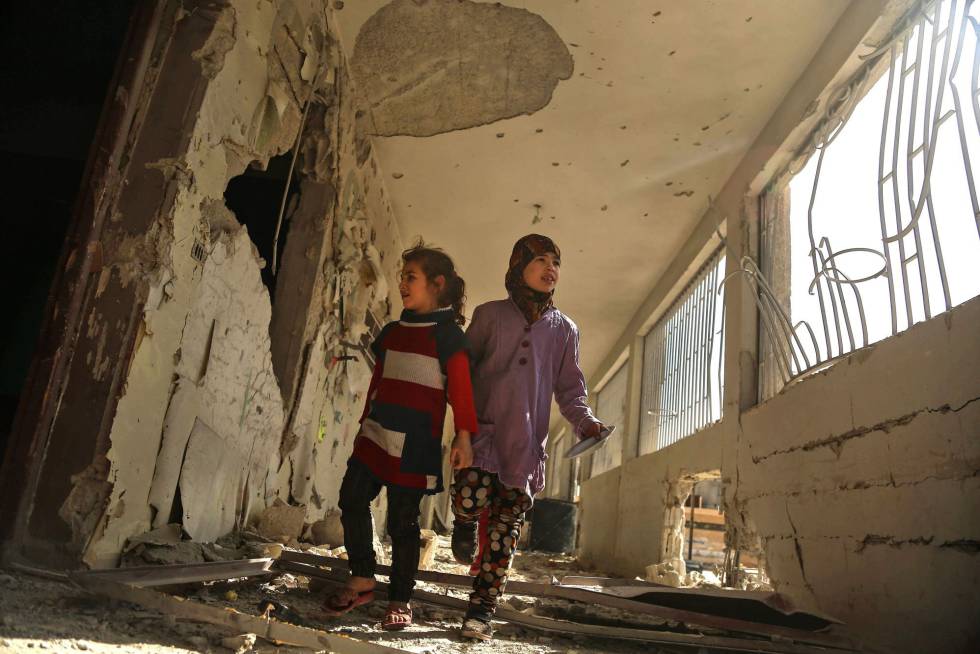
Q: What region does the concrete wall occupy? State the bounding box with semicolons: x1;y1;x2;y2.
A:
732;295;980;654
578;421;723;573
51;0;406;567
577;296;980;653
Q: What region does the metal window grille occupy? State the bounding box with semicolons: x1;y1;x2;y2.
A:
756;0;980;398
589;362;628;477
639;249;726;454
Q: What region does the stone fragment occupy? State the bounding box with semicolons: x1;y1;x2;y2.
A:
419;529;438;570
220;633;257;653
308;510;344;546
255;499;307;541
122;541;206;567
646;557;687;587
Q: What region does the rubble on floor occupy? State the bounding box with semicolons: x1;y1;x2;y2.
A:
2;534;855;654
645;557;686;587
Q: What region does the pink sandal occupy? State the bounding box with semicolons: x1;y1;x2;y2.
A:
321;586;375;616
382;605;412;631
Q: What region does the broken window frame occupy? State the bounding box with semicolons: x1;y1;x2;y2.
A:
756;0;980;400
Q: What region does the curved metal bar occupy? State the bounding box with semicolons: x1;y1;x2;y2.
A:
807;146;835;355
792;320;822;364
889;29;916;329
818;239;857;352
883;0;959;245
878;45;901;335
905;16;934;321
718;269;794;383
969;15;980;144
811;244;845;356
824;266;871;348
739;257;813;371
949;5;980;245
807;246;890;286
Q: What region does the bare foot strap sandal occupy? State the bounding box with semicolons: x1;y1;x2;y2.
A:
382;606;413;631
321;587;375;616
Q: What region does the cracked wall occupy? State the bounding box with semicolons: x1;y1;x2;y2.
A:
730;296;980;654
60;0;404;568
578;421;724;575
350;0;573;137
578;296;980;654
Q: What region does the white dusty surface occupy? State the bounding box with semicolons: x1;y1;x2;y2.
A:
0;539;669;654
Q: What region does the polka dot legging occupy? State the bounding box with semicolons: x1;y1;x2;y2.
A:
450;467;533;619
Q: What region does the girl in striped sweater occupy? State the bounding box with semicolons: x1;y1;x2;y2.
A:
323;243;478;631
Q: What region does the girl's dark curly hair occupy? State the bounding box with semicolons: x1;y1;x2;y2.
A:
401;240;467;325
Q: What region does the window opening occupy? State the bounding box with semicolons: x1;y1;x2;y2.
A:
639;248;726;454
757;0;980;398
589;361;628;477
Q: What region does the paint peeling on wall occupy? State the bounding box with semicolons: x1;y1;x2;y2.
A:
61;0;404;568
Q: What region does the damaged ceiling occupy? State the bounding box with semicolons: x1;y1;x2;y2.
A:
333;0;850;376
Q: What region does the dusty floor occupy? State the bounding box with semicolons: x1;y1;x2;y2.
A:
0;537;667;654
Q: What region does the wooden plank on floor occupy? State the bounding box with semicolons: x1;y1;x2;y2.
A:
277;551;856;650
289;561;851;654
71;558;277;587
69;572;408;654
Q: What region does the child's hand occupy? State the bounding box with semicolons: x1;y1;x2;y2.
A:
582;421;605;440
451;431;473;470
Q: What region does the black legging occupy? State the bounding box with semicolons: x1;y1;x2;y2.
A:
337;458;425;602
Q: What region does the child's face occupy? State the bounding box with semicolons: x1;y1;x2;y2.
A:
522;252;561;293
399;261;442;313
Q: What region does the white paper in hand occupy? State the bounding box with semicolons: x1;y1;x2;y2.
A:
563;425;616;460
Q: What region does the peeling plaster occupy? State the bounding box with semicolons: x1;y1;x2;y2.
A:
192;6;237;79
73;0;404;567
351;0;573;137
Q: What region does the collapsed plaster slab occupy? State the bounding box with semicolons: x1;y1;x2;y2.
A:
351;0;573;137
64;0;406;568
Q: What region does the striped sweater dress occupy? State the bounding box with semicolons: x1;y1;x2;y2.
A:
350;308;478;494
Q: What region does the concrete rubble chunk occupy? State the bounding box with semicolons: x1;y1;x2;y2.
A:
419;529;437;570
255;499;307;542
308;510;344;546
123;523;183;552
220;633;257;654
122;541;207;567
645;557;687;588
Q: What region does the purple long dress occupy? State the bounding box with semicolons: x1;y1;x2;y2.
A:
465;298;600;496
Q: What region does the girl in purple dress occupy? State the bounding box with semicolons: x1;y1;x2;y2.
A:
448;234;604;641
